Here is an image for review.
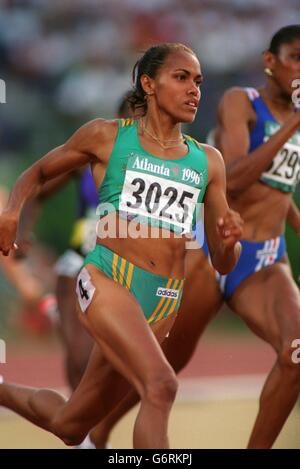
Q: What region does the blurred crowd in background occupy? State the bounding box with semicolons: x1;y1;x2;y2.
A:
1;0;299;150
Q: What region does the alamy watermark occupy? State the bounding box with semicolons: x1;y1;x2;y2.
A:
0;79;6;104
292;79;300;107
291;339;300;364
0;339;6;363
93;202;205;250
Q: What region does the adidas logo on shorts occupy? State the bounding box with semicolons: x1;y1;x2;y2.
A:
156;287;179;299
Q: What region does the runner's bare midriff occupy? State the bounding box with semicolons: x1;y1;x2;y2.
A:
228;181;291;241
97;213;188;279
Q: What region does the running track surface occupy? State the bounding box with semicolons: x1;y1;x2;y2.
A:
1;332;300;448
0;332;276;387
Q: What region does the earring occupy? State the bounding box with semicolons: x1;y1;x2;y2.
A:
264;67;273;77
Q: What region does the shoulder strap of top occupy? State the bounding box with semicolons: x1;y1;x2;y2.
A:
183;134;202;150
244;87;259;102
119;118;135;128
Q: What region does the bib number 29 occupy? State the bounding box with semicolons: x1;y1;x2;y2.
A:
269;148;299;180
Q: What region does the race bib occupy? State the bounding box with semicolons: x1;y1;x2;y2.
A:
119;170;200;234
76;267;96;313
261;122;300;192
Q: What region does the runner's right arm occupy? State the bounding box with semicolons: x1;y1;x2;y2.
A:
0;119;115;255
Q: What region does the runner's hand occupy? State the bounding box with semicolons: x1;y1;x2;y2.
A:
0;213;18;256
217;209;243;250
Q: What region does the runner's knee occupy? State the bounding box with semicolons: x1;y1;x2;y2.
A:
144;367;178;407
52;413;86;446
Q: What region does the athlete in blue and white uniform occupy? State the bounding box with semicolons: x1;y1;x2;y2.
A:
214;25;300;448
216;85;297;298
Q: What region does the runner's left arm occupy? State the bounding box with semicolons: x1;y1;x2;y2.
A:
203;145;243;274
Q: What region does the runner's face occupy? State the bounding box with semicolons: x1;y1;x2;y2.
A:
153;50;202;123
270;39;300;97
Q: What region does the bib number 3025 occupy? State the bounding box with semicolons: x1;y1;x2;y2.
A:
119;171;200;233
